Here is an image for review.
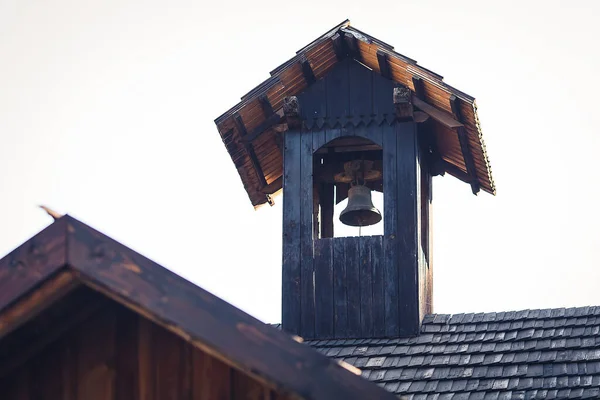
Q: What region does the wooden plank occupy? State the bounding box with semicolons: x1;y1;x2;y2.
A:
76;307;116;400
348;58;372;118
0;217;67;314
332;238;347;338
359;236;373;337
138;317;155;400
412;96;463;129
30;337;63;400
299;132;315;338
312;127;327;153
371;236;385;337
325;58;349;120
450;95;480;195
0;270;78;340
325;126;342;145
314;239;334;338
396;121;420;337
282;130;302;335
192;347;231;400
345;237;360;338
382;123;399;337
155;321;187;400
300;78;327;123
234;113;269;189
372;67;395;117
319;183;334;239
115;309;139;400
62;337;77;400
354;121;383;148
65;216;399;400
344;33;360;61
231;369;269;400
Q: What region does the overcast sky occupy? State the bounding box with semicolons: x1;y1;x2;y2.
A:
1;0;599;323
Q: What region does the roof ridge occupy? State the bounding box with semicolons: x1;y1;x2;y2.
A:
423;305;600;325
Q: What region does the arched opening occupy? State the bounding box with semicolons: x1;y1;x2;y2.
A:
312;136;384;238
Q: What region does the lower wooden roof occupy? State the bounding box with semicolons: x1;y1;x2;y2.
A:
215;20;495;208
0;216;398;400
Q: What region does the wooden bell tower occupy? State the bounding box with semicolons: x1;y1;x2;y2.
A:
213;21;495;342
281;58;433;339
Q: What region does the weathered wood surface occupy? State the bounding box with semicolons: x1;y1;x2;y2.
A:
299;132;315;338
395;122;421;337
0;270;78;340
313;236;384;339
382;123;400;337
283;121;431;339
282;130;302;335
65;216;397;399
314;238;333;337
450;94;480;195
0;215;399;400
0;298;293;400
0;218;67;313
298;58;395;128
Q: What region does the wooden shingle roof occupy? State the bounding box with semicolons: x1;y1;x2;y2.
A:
306;307;600;399
0;216;398;400
214;20;495;208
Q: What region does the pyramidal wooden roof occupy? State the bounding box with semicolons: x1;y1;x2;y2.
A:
0;216;398;400
214;20;495;208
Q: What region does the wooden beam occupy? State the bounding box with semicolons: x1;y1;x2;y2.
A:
258;94;274;117
449;95;480;194
233;114;268;189
343;33;361;61
0;217;68;314
319;184;334;239
443;160;471;183
331;33;345;60
242;111;284;144
300;55;316;85
314;144;381;154
412;96;463;129
0;269;78;340
412;76;426;100
376;50;391;80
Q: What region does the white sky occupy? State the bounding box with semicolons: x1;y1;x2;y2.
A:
1;0;599;323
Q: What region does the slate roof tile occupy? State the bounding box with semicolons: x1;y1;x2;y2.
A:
305;305;600;399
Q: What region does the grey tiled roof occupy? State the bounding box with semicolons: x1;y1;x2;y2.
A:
303;306;600;399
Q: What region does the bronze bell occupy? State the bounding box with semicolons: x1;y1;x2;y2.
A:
340;184;382;227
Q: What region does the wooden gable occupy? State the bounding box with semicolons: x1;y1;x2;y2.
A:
0;216;398;400
214;20;495;208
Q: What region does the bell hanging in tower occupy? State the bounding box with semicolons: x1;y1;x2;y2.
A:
338;160;382;227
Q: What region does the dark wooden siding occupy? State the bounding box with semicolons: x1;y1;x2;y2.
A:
281;59;432;339
282;124;431;338
314;236;384;338
0;294;291;400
